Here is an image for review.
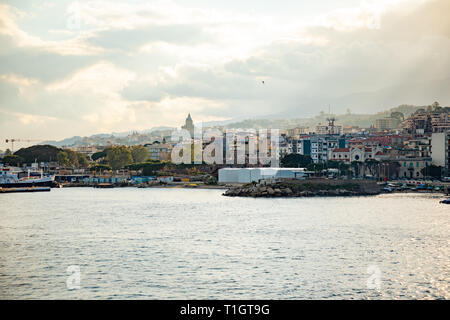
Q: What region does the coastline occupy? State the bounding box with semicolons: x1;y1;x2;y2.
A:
55;179;449;197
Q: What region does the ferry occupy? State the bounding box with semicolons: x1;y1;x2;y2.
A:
0;167;55;188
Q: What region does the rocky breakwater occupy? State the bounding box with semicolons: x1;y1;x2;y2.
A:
223;179;381;198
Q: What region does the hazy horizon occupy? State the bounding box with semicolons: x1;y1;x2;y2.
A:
1;0;449;147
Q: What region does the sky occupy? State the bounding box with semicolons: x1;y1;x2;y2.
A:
0;0;449;146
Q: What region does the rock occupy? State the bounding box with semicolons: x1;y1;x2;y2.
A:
267;187;275;195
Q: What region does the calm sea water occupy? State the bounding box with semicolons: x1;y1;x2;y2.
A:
0;188;448;299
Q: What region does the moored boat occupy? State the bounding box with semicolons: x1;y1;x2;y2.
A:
0;167;55;188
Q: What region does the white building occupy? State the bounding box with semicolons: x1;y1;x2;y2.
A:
329;146;383;163
398;157;432;179
218;168;308;184
431;131;449;176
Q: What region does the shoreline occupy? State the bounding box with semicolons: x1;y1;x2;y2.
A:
55;180;448;197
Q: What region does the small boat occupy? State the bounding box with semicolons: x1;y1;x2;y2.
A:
439;199;450;204
94;183;114;188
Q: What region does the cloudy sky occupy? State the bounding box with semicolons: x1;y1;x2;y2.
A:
0;0;449;145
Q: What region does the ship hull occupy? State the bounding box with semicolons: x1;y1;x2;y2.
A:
0;179;55;188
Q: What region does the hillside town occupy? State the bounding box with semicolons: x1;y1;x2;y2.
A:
1;102;449;192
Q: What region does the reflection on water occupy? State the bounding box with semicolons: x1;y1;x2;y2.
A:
0;188;449;299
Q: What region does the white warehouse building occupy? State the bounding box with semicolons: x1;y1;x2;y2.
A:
218;168;308;184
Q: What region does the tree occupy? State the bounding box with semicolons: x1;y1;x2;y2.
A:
130;145;149;163
62;149;79;168
14;145;61;163
1;155;24;166
421;165;442;179
77;153;89;168
365;159;379;177
57;151;70;167
307;162;325;174
432;101;440;109
280;154;312;168
4;149;12;156
106;145;133;170
351;161;360;178
91;151;107;161
391;111;404;121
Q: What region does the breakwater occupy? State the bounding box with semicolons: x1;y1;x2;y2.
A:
223;179;381;197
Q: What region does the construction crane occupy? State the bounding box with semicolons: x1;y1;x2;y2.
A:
5;139;40;153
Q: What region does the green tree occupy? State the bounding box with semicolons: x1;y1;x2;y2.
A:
77;153;89;168
91;151;107;161
14;145;60;163
4;149;12;156
62;149;79;168
130;145;149;163
57;151;70;167
106;145;133;170
2;155;24;166
421;165;442;179
390;111;404;121
364;159;379;177
280;154;312;168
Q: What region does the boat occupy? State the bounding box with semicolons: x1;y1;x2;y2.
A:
0;167;55;188
93;183;114;188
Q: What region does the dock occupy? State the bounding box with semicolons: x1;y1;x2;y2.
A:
0;186;51;193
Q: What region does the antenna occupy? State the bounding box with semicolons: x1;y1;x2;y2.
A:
326;105;336;135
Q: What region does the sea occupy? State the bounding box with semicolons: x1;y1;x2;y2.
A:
0;188;448;299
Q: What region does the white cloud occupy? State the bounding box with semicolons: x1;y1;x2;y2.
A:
0;0;449;140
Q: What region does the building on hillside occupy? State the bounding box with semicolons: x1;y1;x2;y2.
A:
68;145;101;157
342;126;361;134
404;137;431;157
315;123;342;135
144;143;172;161
375;117;400;130
287;127;310;138
400;108;450;134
